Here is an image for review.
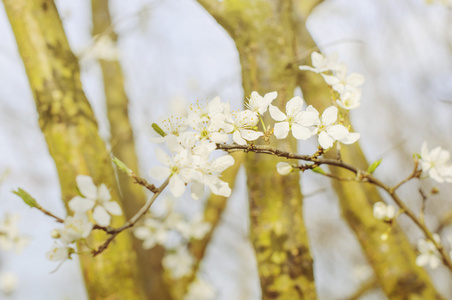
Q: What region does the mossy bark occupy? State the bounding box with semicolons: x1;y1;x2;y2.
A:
90;1;173;299
2;0;146;299
197;1;318;299
198;0;443;299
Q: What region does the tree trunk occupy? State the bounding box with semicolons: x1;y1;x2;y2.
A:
2;0;146;299
90;1;173;299
198;0;444;299
197;1;318;299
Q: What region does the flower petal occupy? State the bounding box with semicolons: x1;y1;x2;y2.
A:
240;129;263;141
233;131;247;145
285;96;303;117
97;184;111;202
269;105;287;121
321;74;340;86
190;182;205;200
318;131;334;149
321;106;338;126
210;155;235;172
291;123;312;140
299;110;319;127
169;175;186;198
165;134;184;153
326;125;349;140
69;196;95;212
134;227;150;240
415;254;429;267
155;148;171;166
274;122;290;139
340;132;360;145
346;73;365;87
76;175;97;199
93;206;111;226
150;166;171;180
103;201;122;216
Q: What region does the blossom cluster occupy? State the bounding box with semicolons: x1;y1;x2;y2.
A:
300;51;365;110
133;198;211;279
46;175;123;262
0;213;27;296
150;56;364;194
0;213;30;254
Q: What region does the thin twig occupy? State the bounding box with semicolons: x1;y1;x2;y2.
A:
391;160;421;192
92;177;170;256
132;174;159;193
36;206;64;224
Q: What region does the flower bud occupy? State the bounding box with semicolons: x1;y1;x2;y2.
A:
276;162;293;176
51;229;61;239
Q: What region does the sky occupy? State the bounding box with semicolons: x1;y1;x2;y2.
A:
0;0;451;299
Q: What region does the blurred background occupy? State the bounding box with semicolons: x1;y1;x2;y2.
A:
0;0;451;299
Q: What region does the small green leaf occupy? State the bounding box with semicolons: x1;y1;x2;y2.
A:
151;123;166;137
12;188;39;208
413;153;421;159
113;157;133;177
367;159;383;174
312;167;326;175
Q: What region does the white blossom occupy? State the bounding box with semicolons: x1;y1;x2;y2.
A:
336;88;362;110
162;246;194;279
69;175;122;226
276;162;293;176
150;137;201;198
245;91;277;115
321;63;365;94
299;51;339;73
416;234;442;269
420;142;452;183
57;214;93;245
134;218;168;249
46;242;72;262
373;202;397;221
190;143;235;199
306;105;360;149
0;213;30;253
269;96;317;140
184;279;217;300
175;215;211;240
227;110;263;145
150;116;188;143
188;97;228;124
0;272;17;295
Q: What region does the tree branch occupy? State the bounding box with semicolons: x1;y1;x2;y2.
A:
217;143;452;272
93;176;170;256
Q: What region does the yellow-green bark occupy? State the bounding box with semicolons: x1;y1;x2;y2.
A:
197;1;318;299
198;0;443;299
90;1;172;299
2;0;145;299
